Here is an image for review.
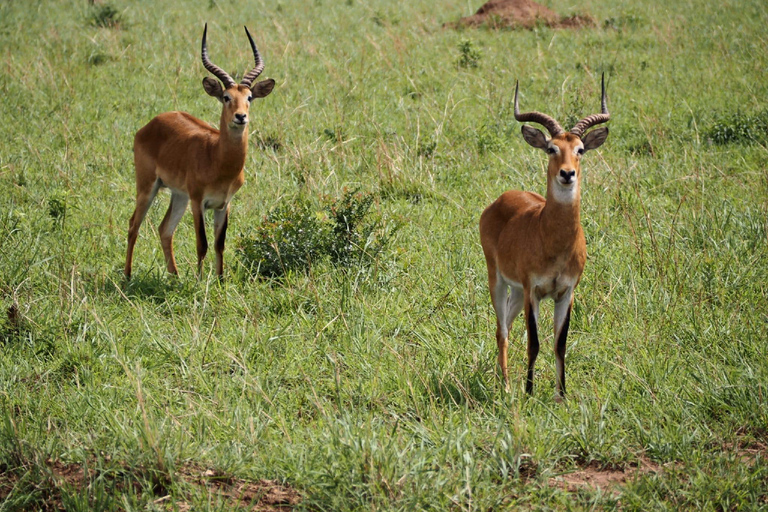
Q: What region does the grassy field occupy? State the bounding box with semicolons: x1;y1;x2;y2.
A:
1;0;767;509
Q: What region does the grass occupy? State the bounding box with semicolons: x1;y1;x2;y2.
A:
0;0;767;509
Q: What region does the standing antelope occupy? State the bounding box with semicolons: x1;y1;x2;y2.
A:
479;75;610;398
124;24;275;279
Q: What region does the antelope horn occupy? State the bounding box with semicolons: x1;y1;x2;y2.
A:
201;23;235;89
514;81;564;138
570;73;610;138
240;26;265;87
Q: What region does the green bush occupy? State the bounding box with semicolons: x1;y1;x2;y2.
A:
237;201;327;279
237;190;396;279
327;189;375;266
456;39;481;69
47;192;68;224
705;110;768;145
87;3;122;28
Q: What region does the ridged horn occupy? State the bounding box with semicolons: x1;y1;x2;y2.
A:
570;73;610;138
514;80;564;138
240;26;265;87
201;23;235;89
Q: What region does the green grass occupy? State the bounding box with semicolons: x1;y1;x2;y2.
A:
1;0;767;509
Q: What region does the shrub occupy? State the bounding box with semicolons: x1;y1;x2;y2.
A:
237;201;327;279
87;4;122;28
237;190;396;279
327;189;376;266
476;123;505;154
417;140;436;158
456;39;481;69
705;110;768;145
48;192;68;224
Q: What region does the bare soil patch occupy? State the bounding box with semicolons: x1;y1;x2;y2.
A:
549;457;661;495
448;0;596;30
175;464;300;511
723;438;768;467
0;459;300;511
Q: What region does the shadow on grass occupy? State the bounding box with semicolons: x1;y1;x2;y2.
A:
120;272;191;304
82;270;191;306
426;369;496;408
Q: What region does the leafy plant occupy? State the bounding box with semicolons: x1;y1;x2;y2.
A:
237;200;327;279
476;123;505;154
87;3;122;28
254;131;284;152
47;192;68;224
327;189;375;266
456;39;481;69
417;139;436;158
705;110;768;145
237;190;396;279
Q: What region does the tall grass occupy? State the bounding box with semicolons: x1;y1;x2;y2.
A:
0;0;766;509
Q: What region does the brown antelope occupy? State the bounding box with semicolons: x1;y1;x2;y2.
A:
479;75;610;398
124;24;275;279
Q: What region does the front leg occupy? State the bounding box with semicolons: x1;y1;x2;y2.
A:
524;291;540;395
190;200;208;277
213;204;230;277
553;290;574;400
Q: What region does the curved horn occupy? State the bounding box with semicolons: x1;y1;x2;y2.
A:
570;73;610;138
201;23;236;89
240;26;265;87
514;80;564;138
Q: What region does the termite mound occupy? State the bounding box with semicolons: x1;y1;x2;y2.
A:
447;0;595;30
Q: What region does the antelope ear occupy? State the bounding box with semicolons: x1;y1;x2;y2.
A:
582;127;609;151
251;78;275;98
521;125;548;149
202;77;224;99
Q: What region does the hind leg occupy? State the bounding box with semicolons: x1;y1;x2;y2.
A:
159;190;189;275
489;269;524;391
125;178;161;278
497;281;524;392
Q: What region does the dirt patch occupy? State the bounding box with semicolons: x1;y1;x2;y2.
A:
448;0;596;30
0;459;300;511
549;458;661;495
175;465;300;511
723;439;768;467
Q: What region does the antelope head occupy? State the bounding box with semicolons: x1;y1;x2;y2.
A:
514;74;610;203
200;24;275;131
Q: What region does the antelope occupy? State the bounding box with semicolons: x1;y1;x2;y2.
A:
124;24;275;279
479;75;610;399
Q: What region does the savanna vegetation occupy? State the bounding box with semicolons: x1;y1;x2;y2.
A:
0;0;766;509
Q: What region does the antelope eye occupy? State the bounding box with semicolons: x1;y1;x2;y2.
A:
223;96;231;103
577;148;585;155
247;96;253;102
546;147;556;155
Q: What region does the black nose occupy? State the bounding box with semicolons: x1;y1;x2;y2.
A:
559;169;575;181
235;113;247;122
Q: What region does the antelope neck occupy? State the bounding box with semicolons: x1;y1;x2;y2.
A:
540;190;582;245
216;121;249;175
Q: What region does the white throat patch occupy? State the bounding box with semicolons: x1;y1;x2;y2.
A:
551;179;579;204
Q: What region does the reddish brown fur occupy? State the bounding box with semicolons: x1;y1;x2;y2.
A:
480;129;606;397
482;134;586;290
124;46;274;279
